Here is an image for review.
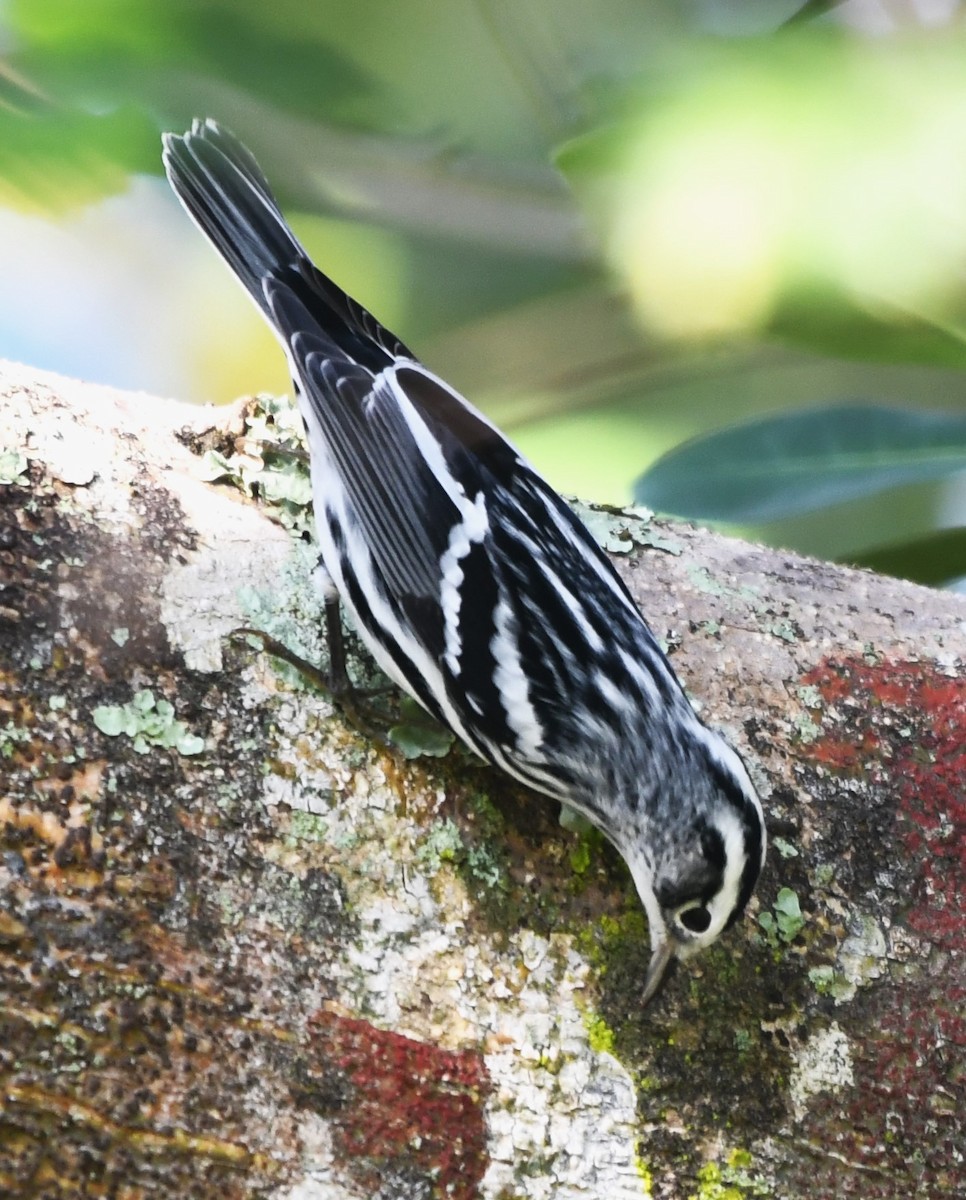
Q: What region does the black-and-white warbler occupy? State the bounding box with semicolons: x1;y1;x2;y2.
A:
163;119;766;1004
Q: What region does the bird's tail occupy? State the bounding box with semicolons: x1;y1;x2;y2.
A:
162;119;414;369
162;118;304;321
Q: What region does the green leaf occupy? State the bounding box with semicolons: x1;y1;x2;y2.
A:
634;404;966;523
770;292;966;371
783;1;851;28
848;526;966;587
9;2;374;115
0;101;159;212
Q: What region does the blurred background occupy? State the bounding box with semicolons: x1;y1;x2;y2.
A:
1;0;966;587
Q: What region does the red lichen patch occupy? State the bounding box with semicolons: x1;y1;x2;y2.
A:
802;657;965;955
797;657;965;1196
309;1009;491;1199
805;727;883;772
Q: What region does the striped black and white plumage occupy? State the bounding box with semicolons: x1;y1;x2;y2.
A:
163;119;766;1003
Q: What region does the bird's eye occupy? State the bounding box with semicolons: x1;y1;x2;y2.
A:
677;905;712;934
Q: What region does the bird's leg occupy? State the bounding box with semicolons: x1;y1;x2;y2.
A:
232;625;393;745
231;593;393;743
323;592;350;695
230;629;328;691
320;593;395;704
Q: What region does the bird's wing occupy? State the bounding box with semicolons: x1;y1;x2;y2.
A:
266;278;521;635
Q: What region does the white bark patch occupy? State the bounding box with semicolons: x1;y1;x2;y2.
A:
274;1114;366;1199
479;933;647;1200
789;1024;855;1120
835;914;888;1002
159;506;293;672
264;715;648;1196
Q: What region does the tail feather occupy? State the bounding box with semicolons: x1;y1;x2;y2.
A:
162;118;301;320
162;119;415;370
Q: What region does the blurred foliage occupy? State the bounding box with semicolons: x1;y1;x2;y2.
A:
559;31;966;355
635;404;966;522
1;0;965;586
851;525;966;586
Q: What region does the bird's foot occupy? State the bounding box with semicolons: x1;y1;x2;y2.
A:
230;627;394;747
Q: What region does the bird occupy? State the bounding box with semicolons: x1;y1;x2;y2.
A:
162;118;767;1005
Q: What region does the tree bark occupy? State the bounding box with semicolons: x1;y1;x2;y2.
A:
1;359;963;1200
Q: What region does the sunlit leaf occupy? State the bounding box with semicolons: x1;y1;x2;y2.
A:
781;0;850;28
10;0;381;117
634;405;966;523
0;0;384;213
181;10;378;124
0;102;158;211
559;32;966;347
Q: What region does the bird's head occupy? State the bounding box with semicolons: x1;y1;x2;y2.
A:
629;730;766;1006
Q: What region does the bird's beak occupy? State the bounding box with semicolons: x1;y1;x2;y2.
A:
641;937;674;1006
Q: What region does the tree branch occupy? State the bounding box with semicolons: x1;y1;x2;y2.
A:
1;361;963;1199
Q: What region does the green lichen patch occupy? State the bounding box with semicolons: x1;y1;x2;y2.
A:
575;898;791;1184
417;817;464;874
567;831;594;877
757;887;805;948
807;965;852;1000
573;907;650;980
690;1148;771;1200
196;393;314;535
236;540;330;670
388;696;455;759
92;688;206;756
583;1009;616;1055
418;810;514;920
795;684;824;710
791;711;822;745
686;564;760;605
0;718;32;758
764;618;798;643
0;449;29;485
571;500;685;557
286;808;330;846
